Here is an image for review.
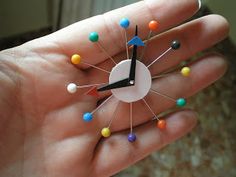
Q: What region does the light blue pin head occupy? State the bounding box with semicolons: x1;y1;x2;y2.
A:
120;18;130;29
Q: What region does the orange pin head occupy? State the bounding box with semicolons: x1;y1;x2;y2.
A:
148;20;159;31
157;119;166;130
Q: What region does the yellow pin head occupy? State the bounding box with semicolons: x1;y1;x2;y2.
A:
71;54;81;64
101;127;111;138
181;67;191;77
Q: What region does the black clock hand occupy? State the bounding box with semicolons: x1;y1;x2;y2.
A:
97;78;130;92
129;25;138;84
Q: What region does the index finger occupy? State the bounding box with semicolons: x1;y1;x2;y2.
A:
29;0;200;65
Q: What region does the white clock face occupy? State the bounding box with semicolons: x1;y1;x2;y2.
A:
109;59;152;103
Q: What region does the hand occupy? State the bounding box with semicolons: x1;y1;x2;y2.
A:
0;0;229;177
97;78;130;91
129;26;138;84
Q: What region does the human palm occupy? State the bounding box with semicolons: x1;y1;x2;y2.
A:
0;0;229;177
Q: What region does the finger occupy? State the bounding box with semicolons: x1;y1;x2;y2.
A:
25;0;199;66
95;54;227;131
144;14;229;75
92;109;197;177
87;15;229;85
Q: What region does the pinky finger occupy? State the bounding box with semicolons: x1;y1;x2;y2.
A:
92;109;198;177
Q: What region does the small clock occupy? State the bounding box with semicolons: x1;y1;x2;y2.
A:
67;18;190;143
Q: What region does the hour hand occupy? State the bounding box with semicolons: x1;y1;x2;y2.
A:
97;78;130;92
127;25;144;84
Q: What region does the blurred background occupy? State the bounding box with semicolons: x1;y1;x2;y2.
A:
0;0;235;177
0;0;236;48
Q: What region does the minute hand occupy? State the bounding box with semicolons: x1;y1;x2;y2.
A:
129;44;137;83
129;26;138;83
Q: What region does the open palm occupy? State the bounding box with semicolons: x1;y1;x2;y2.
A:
0;0;229;177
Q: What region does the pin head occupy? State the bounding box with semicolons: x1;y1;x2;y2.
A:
89;32;99;42
181;67;191;77
101;127;111;137
148;20;159;31
157;119;166;130
67;83;77;94
71;54;81;64
171;40;181;50
120;18;130;29
128;133;136;142
83;112;93;122
176;98;186;107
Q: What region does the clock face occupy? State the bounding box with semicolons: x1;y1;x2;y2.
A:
109;59;152;103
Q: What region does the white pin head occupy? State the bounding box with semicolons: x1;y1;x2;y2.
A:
67;83;77;94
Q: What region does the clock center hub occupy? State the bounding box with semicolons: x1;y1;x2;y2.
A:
109;59;152;103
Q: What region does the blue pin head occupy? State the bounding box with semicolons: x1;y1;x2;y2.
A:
120;18;130;29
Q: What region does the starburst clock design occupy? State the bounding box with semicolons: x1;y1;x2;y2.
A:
66;18;191;142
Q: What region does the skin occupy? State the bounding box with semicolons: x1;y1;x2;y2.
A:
0;0;229;177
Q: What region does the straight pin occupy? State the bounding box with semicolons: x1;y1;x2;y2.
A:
147;47;172;68
67;82;105;96
70;54;110;74
147;40;181;68
140;31;152;61
101;101;121;138
152;72;178;80
140;20;159;61
152;65;191;80
108;101;121;128
124;30;129;59
89;32;117;65
150;89;187;108
82;96;113;122
150;89;176;102
91;95;113;114
77;82;107;89
96;42;117;64
128;102;136;142
119;18;130;59
81;61;110;74
142;98;159;120
130;102;133;133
